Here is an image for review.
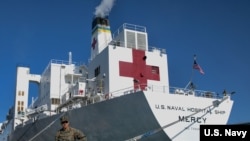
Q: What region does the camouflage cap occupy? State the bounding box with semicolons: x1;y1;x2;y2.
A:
60;116;69;122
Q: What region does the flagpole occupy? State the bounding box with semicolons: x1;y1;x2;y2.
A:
191;54;197;82
186;55;196;89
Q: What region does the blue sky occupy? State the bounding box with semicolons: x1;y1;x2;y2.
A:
0;0;249;124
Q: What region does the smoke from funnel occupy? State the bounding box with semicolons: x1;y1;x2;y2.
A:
94;0;115;18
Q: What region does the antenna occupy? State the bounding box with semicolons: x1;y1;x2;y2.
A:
69;52;72;65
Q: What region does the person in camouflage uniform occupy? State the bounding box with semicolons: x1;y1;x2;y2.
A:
55;116;87;141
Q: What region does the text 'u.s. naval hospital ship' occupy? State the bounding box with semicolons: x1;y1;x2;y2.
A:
0;2;234;141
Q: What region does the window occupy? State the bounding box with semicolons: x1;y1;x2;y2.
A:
51;98;60;105
151;66;159;74
18;91;25;96
94;66;100;77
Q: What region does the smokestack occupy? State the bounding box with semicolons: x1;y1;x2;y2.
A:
91;0;115;60
92;17;110;30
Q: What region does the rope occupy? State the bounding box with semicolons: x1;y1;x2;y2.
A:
28;112;66;141
125;96;229;141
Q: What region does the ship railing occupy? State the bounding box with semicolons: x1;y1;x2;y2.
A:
61;83;87;104
41;59;87;76
108;40;166;55
112;23;146;38
107;84;169;98
78;77;87;82
170;87;220;98
25;104;48;116
107;86;135;98
105;84;219;99
49;59;86;66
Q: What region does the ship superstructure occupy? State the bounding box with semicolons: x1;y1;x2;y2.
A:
0;16;233;141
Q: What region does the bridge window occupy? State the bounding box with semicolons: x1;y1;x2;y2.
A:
51;98;60;105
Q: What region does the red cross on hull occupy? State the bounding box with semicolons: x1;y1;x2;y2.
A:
119;49;160;90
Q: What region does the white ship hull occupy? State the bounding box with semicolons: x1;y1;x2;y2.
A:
144;91;233;141
1;91;232;141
